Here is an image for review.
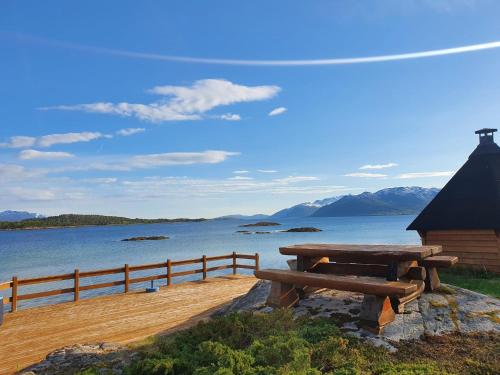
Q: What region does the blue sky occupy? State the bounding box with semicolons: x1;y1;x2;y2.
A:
1;0;500;218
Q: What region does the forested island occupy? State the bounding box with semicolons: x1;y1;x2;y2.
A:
0;214;206;230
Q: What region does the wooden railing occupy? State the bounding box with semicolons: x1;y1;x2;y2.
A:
0;252;259;312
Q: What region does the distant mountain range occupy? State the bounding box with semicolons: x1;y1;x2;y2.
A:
218;187;439;220
270;196;342;219
3;187;440;227
215;214;270;220
0;210;45;222
312;187;439;217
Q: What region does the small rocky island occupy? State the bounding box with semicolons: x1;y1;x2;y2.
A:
239;221;281;227
122;236;169;241
283;227;322;232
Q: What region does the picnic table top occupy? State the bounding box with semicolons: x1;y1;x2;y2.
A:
279;243;442;262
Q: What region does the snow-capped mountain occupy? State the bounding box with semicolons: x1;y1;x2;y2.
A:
0;210;46;222
312;187;439;217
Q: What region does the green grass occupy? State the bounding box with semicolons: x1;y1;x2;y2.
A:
82;309;497;375
439;267;500;298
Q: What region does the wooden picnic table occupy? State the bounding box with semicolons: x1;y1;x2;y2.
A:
279;244;442;281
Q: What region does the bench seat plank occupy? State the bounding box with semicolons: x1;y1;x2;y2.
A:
421;255;458;268
255;269;417;297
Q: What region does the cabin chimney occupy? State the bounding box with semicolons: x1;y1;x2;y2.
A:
470;128;500;157
475;128;497;145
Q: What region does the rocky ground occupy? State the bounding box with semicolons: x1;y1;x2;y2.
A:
20;281;499;374
216;280;500;351
20;343;138;375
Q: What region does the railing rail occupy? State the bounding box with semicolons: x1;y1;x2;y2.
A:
0;252;259;312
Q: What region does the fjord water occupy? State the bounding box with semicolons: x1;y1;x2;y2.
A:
0;215;419;308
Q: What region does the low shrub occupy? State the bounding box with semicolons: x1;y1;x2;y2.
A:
123;310;498;374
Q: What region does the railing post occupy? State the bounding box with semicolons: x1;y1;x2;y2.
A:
167;259;172;286
124;264;129;293
255;253;260;271
11;276;18;312
74;269;80;302
202;255;207;280
232;252;237;275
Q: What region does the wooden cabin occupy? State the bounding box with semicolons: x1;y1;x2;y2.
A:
408;128;500;273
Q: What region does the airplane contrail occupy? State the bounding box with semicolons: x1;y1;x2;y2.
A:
7;33;500;66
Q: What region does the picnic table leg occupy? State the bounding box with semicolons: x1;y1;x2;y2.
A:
266;281;299;308
360;295;395;332
293;256;329;299
387;261;398;281
386;260;419;281
423;267;441;291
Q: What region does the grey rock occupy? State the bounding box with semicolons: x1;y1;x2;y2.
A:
215;282;500;350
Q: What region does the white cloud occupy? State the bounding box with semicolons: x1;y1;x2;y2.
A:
83;177;118;184
42;79;281;123
116;128;145;136
233;170;249;174
0;164;47;181
268;107;287;116
19;149;75;160
228;176;253;180
359;162;398;170
129;150;239;168
344;172;388;178
257;169;278;173
395;171;455;179
8;187;58;201
219;113;241;121
1;132;108;149
0;136;36;148
273;176;319;183
37;132;106;147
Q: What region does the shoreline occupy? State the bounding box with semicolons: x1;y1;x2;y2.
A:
0;220;208;232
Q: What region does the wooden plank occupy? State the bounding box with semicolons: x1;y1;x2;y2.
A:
280;244;441;262
0;275;257;375
129;262;167;272
202;255;207;280
11;276;18;312
206;265;233;272
80;267;124;278
444;251;498;263
427;230;495;235
171;269;203;278
232;252;237;275
79;280;125;291
171;258;202;266
124;264;130;293
128;275;166;285
167;259;172;286
17;288;75;301
255;253;260;271
311;262;388;277
255;269;417;296
438;246;499;254
236;254;256;260
18;273;74;286
206;254;233;261
74;269;80;302
236;264;256;270
421;255;459;268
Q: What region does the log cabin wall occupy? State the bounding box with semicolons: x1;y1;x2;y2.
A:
419;230;500;273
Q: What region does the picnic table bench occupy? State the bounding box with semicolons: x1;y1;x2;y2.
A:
255;244;458;330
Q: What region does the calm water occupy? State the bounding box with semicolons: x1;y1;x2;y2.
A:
0;215;420;308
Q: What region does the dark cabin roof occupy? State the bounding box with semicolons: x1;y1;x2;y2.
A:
408;129;500;231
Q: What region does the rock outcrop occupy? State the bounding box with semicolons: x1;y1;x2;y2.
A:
218;281;500;351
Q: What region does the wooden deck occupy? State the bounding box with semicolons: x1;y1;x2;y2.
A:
0;275;257;374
